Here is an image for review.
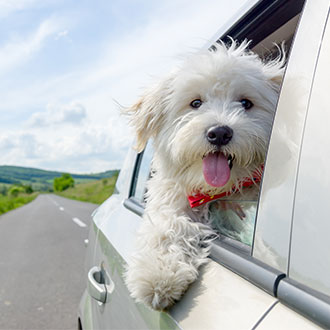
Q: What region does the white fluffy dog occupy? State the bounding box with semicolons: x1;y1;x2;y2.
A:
125;40;285;310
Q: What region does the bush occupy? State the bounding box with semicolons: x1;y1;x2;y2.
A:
7;184;33;197
9;185;25;197
24;185;33;194
0;193;38;215
53;173;75;192
0;185;8;196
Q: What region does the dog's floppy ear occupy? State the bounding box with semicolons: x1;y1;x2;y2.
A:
263;44;286;91
264;65;285;90
125;77;173;152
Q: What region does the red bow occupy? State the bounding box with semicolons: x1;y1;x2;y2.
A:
187;165;264;208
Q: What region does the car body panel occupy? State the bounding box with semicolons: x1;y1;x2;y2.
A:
79;290;94;330
90;227;180;329
79;217;101;329
169;261;276;330
257;302;320;329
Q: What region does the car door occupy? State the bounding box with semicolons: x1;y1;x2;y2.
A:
86;143;180;329
83;0;330;329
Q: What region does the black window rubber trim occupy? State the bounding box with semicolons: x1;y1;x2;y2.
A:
216;0;305;48
128;151;144;198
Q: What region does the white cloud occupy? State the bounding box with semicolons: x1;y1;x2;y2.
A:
27;102;87;127
56;30;68;38
55;29;71;42
0;104;132;172
0;134;14;150
0;0;38;17
0;17;61;74
0;132;44;164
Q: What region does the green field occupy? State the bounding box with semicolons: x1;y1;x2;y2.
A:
0;165;119;191
55;174;118;204
0;193;39;216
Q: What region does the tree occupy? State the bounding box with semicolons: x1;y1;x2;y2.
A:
53;173;75;192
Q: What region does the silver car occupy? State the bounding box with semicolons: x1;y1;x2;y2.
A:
78;0;330;328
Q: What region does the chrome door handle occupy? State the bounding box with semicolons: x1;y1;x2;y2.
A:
87;266;114;304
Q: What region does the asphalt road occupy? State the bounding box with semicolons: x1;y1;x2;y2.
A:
0;194;98;330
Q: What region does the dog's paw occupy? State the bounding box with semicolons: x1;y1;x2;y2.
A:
145;278;182;311
125;256;198;310
132;270;192;310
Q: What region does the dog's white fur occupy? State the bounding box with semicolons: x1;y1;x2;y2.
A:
125;40;285;310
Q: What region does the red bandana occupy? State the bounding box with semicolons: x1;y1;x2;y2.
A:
188;165;264;208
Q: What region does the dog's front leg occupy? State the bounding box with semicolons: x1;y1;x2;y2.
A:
125;208;212;311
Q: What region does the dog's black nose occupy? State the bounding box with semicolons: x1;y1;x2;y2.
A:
206;126;233;146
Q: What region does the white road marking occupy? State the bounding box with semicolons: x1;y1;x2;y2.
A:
47;196;59;207
59;207;64;211
72;217;87;228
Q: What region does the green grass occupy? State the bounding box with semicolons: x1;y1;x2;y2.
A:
55;174;118;204
0;192;39;216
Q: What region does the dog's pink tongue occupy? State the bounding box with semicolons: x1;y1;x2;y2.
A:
203;152;230;187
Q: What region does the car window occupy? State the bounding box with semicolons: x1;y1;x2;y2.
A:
127;1;306;252
115;145;136;196
130;141;153;204
287;14;330;296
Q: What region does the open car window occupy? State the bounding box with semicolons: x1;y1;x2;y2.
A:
126;1;306;253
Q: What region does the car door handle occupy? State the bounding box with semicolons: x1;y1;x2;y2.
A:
88;266;107;303
87;266;114;304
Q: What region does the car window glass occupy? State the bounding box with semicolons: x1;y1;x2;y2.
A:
288;15;330;296
116;145;136;195
132;142;153;204
209;201;257;246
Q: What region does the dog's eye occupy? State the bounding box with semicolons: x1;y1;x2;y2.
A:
190;99;203;109
240;99;253;110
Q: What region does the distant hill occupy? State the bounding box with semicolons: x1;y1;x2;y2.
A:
0;165;119;191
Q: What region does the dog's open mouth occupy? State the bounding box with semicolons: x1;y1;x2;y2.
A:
202;152;234;187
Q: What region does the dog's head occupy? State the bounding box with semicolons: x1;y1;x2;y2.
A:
126;40;285;194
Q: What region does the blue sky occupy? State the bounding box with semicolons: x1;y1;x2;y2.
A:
0;0;251;173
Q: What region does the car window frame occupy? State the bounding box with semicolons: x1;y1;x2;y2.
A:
123;149;145;216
